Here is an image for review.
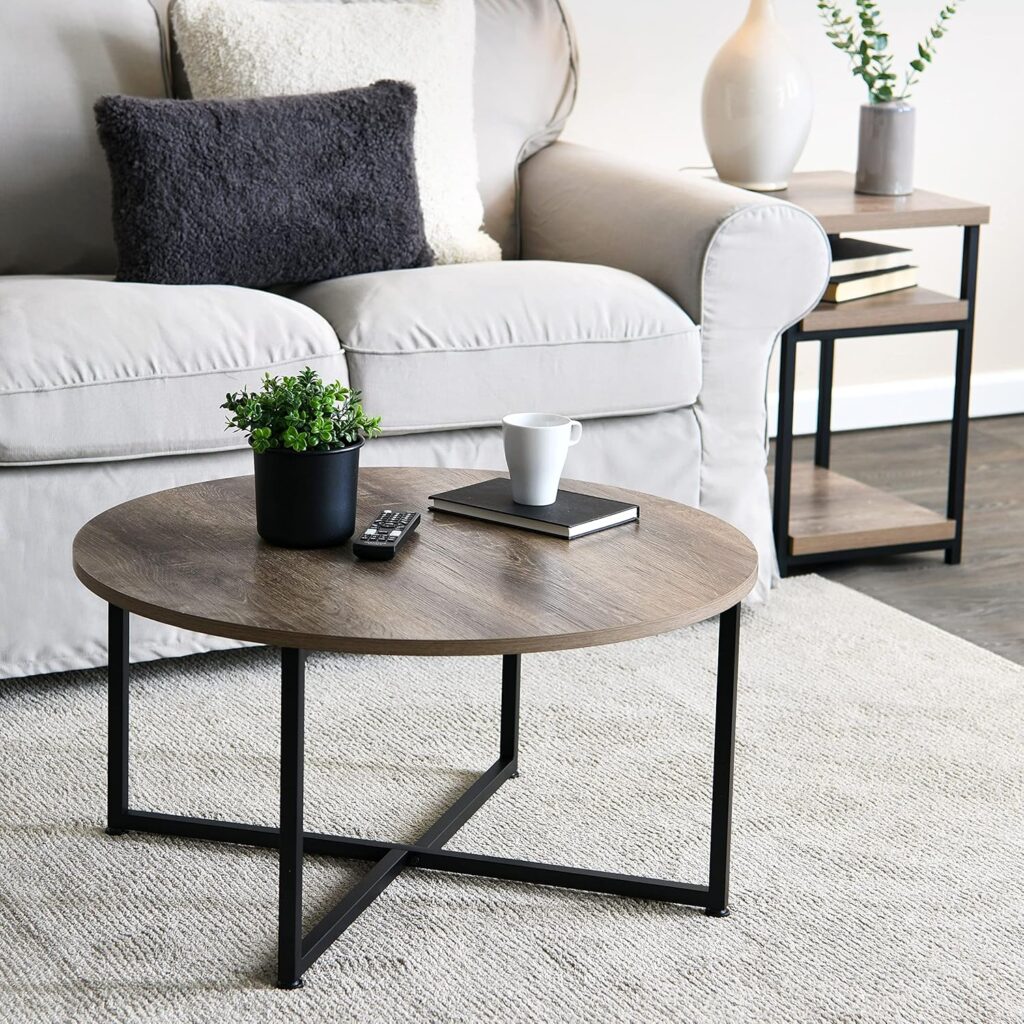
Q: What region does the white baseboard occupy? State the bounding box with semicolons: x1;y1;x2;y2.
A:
767;369;1024;438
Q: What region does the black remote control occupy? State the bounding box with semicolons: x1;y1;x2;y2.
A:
352;509;420;561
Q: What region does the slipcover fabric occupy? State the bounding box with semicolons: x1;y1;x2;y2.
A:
0;409;700;678
94;83;432;286
521;143;832;597
0;0;167;276
289;261;702;434
0;277;347;464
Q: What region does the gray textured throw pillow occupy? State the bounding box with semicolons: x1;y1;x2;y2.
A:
94;81;433;287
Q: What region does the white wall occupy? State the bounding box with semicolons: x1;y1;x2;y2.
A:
560;0;1024;430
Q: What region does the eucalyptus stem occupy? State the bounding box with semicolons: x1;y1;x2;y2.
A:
816;0;965;103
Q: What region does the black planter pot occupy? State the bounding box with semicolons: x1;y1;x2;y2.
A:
253;441;363;548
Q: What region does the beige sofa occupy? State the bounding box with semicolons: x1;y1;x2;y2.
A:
0;0;829;678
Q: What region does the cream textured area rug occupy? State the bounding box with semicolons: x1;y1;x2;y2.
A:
1;575;1021;1023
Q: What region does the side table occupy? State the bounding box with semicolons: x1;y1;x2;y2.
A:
771;171;990;575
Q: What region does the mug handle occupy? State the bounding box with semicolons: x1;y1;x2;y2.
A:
568;420;583;446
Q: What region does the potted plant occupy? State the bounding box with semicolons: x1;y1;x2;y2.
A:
223;367;382;548
817;0;967;195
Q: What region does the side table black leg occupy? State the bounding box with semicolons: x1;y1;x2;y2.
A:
107;604;129;836
773;328;797;577
278;648;306;989
815;337;835;469
501;654;521;776
706;603;740;918
946;224;980;565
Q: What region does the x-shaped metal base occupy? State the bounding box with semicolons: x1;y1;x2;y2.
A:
106;604;740;988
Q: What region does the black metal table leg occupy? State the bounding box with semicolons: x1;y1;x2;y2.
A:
278;648;306;989
107;604;129;836
501;654;521;775
773;328;798;577
706;603;740;917
815;338;835;469
110;641;740;987
946;224;980;565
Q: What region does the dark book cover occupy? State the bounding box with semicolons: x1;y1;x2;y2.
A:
428;477;639;538
829;236;913;275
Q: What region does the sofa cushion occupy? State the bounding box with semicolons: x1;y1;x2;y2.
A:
169;0;578;261
289;261;701;434
0;0;167;276
474;0;578;257
94;83;432;287
172;0;499;265
0;277;348;465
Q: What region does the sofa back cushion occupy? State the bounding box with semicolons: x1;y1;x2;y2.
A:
0;0;167;276
170;0;578;260
473;0;578;256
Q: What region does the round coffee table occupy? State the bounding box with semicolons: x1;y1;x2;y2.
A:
73;468;757;988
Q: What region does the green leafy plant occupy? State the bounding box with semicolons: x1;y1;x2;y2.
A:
817;0;965;103
223;367;382;454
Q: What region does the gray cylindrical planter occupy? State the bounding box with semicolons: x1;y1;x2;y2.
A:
855;101;916;196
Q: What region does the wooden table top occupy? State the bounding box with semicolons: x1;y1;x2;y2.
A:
72;469;758;657
770;171;990;232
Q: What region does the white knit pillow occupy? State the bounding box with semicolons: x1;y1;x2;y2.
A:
172;0;501;265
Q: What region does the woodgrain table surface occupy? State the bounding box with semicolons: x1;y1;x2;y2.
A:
73;468;758;656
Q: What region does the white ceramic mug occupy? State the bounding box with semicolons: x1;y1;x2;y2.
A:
502;413;583;506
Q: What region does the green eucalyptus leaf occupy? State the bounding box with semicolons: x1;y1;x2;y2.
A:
818;0;966;98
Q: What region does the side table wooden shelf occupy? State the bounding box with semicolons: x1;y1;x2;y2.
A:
771;171;990;575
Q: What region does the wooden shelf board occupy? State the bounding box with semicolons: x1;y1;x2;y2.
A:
800;288;969;333
787;465;956;556
773;171;990;231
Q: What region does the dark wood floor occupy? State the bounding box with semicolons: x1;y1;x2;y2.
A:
769;414;1024;665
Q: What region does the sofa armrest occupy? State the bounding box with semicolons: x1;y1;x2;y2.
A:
520;142;830;599
520;141;828;329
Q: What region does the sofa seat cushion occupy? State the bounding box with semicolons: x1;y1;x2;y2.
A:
0;276;347;464
289;261;701;433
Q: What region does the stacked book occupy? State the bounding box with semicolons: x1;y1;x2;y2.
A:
825;236;917;303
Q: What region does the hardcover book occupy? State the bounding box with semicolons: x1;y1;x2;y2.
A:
824;265;918;303
428;477;639;539
829;236;914;276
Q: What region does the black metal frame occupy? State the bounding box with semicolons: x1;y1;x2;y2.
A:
105;603;742;988
773;225;980;576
